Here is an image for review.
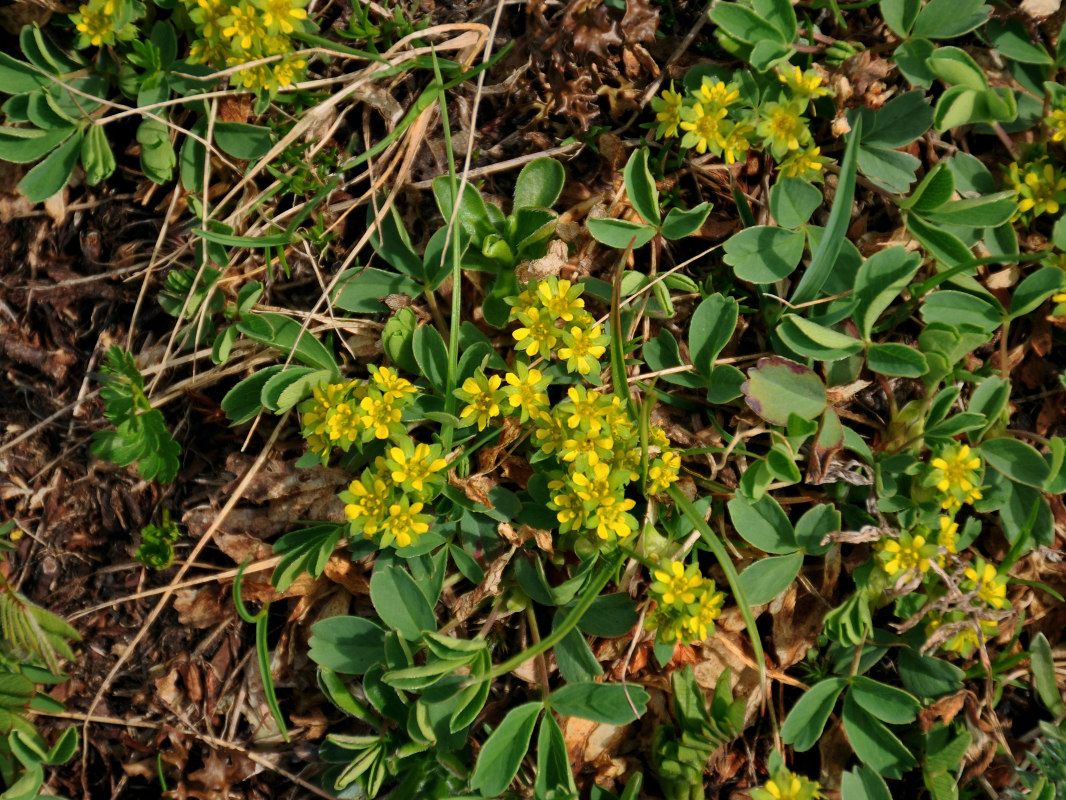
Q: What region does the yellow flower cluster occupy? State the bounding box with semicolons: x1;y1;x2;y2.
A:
646;560;726;644
71;0;141;48
1007;158;1066;221
508;277;608;376
924;556;1010;656
339;440;448;549
925;443;983;511
650;68;831;180
181;0;312;94
299;366;417;461
456;274;683;549
876;515;959;581
750;766;824;800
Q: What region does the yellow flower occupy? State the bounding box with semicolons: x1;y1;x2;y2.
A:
387;442;447;495
503;363;550;422
255;0;309;35
963;557;1009;610
757;100;811;160
1050;108;1066;143
221;3;268;51
651;82;686;139
561;385;605;431
72;0;115;47
536;277;587;323
1008;159;1066;220
512;306;559;357
342;469;392;537
272;56;306;88
652;561;702;606
359;392;402;440
369;365;416;404
720;118;754;165
679;102;729;155
648;450;681;494
696;78;741;110
777;66;832;102
935;515;958;566
684;584;726;641
878;531;937;578
558;325;608;376
1054;293;1066;304
926;612;999;657
751;767;823;800
778;146;832;181
455;371;505;431
589;499;637;541
569;461;615;506
378;498;431;548
548;478;588;532
927;443;983;508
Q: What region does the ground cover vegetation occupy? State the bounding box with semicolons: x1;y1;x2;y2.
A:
0;0;1065;797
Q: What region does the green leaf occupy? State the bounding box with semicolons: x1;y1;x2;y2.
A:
221;367;282;425
412;323;449;395
536;713;578;800
578;593;639;637
272;524;343;592
213;122;273;160
1010;267;1064;319
548;682;649;724
17;129;81;203
1030;632;1066;715
433;176;495;243
981;438;1051;489
780;677;846;751
554;625;603;683
852;246;922;340
791;117;860;303
660;202;712;240
369;564;437;641
841;694;917;778
777;315;863;362
794;503;839;556
727;494;797;554
643;330;705;388
840;765;892;800
742;356;827;426
927;47;988;91
308;616;387;675
738;551;803;605
0;126;72;164
753;0;797;43
470;702;542;796
587;217;656;249
898;163;955;213
689;293;739;376
708;3;786;44
622;150;659;227
921;290;1002;333
370;204;423;279
514;157;565;210
723;226;805;284
770;178;822;228
260;366;324;412
880;0;919;37
858;145;920;194
0;51;52;93
921;192;1018;228
333;266;422;313
850;677;920;724
911;0;990;39
866;343;928;377
987;18;1052;65
933;86;1017;132
236;313;340;374
858;91;934;148
80;124;115;186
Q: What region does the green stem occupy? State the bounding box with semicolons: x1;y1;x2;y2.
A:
665;486;769;723
487;553;621;681
432;47;464;452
